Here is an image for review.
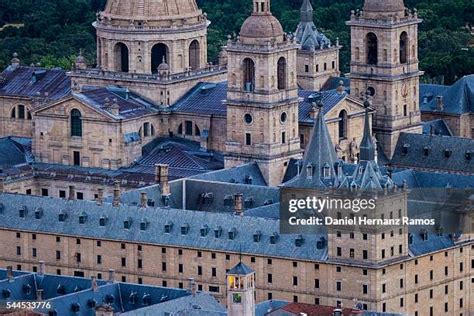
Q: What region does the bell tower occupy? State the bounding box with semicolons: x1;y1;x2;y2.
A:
227;262;256;316
224;0;302;186
347;0;423;158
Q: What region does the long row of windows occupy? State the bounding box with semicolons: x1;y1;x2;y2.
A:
242;57;287;92
363;32;410;65
10;105;32;120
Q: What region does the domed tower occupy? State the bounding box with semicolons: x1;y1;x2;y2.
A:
95;0;208;74
224;0;302;186
347;0;423;158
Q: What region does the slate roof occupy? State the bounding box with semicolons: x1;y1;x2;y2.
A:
189;162;267;186
321;77;351;92
0;269;223;316
421;119;453;136
255;300;289;316
0;137;32;169
171;82;347;123
0;66;70;100
0;193;329;261
391;133;474;174
266;302;403;316
227;262;254;275
420;75;474;114
73;86;160;120
294;0;331;50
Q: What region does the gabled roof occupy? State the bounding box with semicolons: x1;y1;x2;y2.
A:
0;66;70;101
227;262;254;275
0;137;32;169
391;133;474;174
294;0;331;50
422;119;453;136
420;75;474;114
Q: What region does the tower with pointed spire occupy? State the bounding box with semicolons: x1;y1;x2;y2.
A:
224;0;302;186
295;0;341;91
227;262;256;316
347;0;423;159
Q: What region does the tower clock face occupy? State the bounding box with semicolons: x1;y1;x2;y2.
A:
233;293;242;303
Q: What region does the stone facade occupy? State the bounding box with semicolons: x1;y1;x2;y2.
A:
422;112;474;138
0;96;34;138
296;47;341;91
33;97;158;169
0;229;470;314
347;8;423;159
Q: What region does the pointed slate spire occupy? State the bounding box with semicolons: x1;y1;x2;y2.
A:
300;0;313;22
296;95;338;188
360;98;375;161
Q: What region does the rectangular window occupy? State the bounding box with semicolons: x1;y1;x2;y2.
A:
162;262;166;272
281;132;286;144
97;255;102;264
363;284;368;294
245;133;252;146
76;253;81;263
212;267;217;277
268;274;273;283
138;259;143;269
41;189;48;196
179;264;183;273
336;281;341;291
56;251;61;260
32;248;37;257
293;276;298;286
363;250;368;259
59;190;66;198
208;286;220;293
185;121;193;135
16;246;21;256
198;266;202;275
305;65;309;73
315;279;320;288
73;151;81;166
337;247;342;256
382;283;386;293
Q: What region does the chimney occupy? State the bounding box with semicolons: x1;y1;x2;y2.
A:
91;276;98;292
436;95;444;111
140;192;148;208
108;269;115;283
6;266;13;282
112;181;121;207
68;185;76;200
36;289;43;301
110;98;120;116
96;188;104;206
234;193;243;216
188;278;197;297
38;261;45;276
156;164;170;196
0;176;4;193
336;80;345;94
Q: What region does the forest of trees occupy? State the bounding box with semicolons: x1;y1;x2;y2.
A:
0;0;472;84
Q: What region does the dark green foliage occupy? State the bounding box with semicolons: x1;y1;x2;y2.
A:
0;0;472;84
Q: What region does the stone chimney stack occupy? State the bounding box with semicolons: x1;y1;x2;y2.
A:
91;276;98;292
68;185;76;200
96;188;104;206
6;266;13;282
140;192;148;208
38;261;45;276
188;277;197;297
436;95;444;111
0;176;4;193
234;193;243;216
112;182;121;207
155;164;170;196
108;269;115;283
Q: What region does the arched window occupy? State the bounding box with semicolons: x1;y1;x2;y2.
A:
189;40;200;70
10;108;16;118
366;33;378;65
70;109;82;137
143;122;150;137
18;105;25;119
151;43;169;74
242;58;255;92
338;110;347;140
400;32;408;64
195;124;201;137
177;123;183;135
114;43;129;72
27;112;32;120
277;57;287;90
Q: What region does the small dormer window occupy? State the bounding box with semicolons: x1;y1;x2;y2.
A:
270;232;279;244
437;227;444;236
56;284;66;295
295;235;304;247
465;151;471;161
71;303;80;312
200;224;209;237
306;163;313;179
105;294;114;304
143;294;151;305
23;284;31;295
164;221;173;233
128;292;138;305
244;197;254;208
19;206;27;218
244;175;253;184
408;233;413;244
253;231;262;242
228;228;237;240
140;220;149;231
181;224;189;235
79;212;87;224
58;211;66;222
34;208;43;219
323;164;331;179
214;227;222;238
264;199;273;205
99;216;107;227
316;237;326;249
124;218;132;229
87;299;97;308
2;289;11;299
424;147;431;156
0;203;4;214
444;149;452;158
224;195;234;207
420;229;428;241
402;144;410;155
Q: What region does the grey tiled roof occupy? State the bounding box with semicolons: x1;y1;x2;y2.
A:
189;162;267;186
391;133;474;174
294;0;331;50
0;66;70;100
227;262;254;275
420;75;474;114
321;77;350;92
0;193;328;261
421;119;453;136
0;268;222;316
73;86;160;120
171;81;347;124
